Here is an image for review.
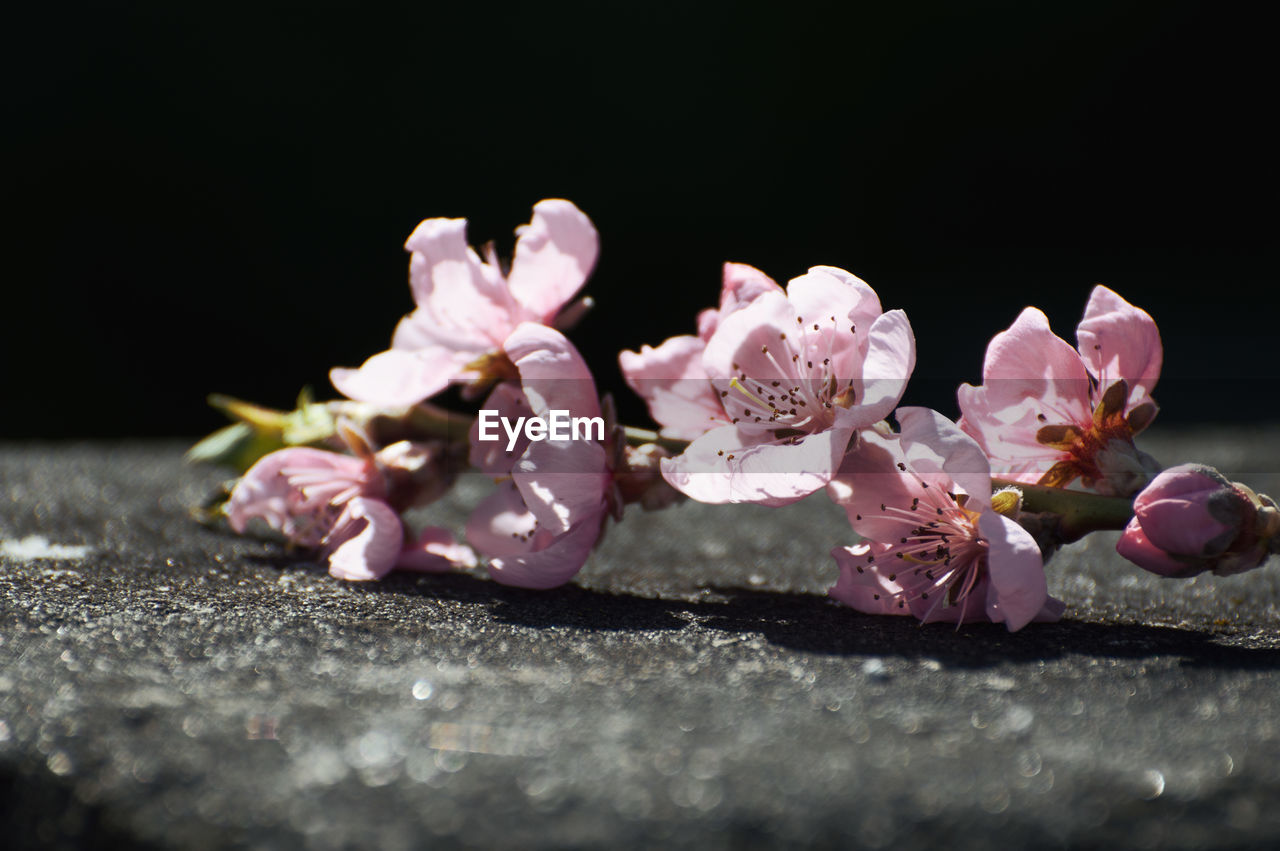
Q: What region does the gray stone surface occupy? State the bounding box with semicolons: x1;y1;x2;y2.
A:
2;429;1280;849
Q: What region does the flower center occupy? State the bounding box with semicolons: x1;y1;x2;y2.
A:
854;476;991;619
1034;379;1156;490
719;313;856;440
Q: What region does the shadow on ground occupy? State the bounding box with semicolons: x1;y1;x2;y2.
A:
291;565;1280;671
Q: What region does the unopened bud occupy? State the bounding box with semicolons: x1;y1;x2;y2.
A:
1116;464;1277;577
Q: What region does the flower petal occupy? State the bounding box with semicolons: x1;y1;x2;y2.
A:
513;439;609;535
465;482;546;558
1116;517;1203;577
228;447;369;544
843;309;916;427
968;307;1093;420
829;544;910;616
700;290;796;382
330;348;459;407
827;430;930;540
470;382;534;475
699;262;783;339
661;424;847;506
794;265;885;337
486;511;604;590
894;407;992;511
506;199;599;322
979;511;1050;632
619;335;727;440
326;497;404;581
396;526;477;572
504;323;600;421
1077;285;1162;404
404;216;517;344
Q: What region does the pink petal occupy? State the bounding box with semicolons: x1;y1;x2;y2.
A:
827;430;933;541
513;439;610;535
1077;285;1162;403
465;483;546;558
782;267;879;380
390;308;492;354
979;511;1050;632
973;307;1093;418
228;448;369;539
957;307;1094;477
326;497;405;581
700;290;797;382
619;335;727;440
404;216;517;343
503;323;601;421
829;544;910;616
396;527;477;572
470;382;534;475
661;424;847;506
227;450;302;534
1116;517;1202;577
486;510;604;590
1135;495;1236;556
330;348;461;407
795;266;885;336
956;385;1073;482
698;262;783;339
843;309;916;427
506;199;599;322
894;407;992;511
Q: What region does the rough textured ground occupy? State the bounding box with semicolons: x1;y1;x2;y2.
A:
3;428;1280;849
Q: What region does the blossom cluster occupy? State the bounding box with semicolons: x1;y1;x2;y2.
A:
198;199;1279;632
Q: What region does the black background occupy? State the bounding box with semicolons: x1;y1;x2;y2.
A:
7;1;1275;439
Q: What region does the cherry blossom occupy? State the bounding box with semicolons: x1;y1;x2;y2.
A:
331;199;598;408
828;407;1064;631
957;285;1162;496
658;266;915;506
619;262;781;441
226;441;474;581
465;323;612;589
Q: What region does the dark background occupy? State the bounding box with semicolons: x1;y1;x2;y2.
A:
6;1;1274;439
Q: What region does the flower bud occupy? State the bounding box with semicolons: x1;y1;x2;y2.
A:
1116;463;1278;577
375;439;464;511
614;443;685;511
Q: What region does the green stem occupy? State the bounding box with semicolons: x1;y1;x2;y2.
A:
199;394;1138;542
992;477;1134;538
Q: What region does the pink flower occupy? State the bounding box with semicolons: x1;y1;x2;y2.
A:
1117;463;1279;577
658;266;916;505
828;407;1064;631
331;199;598;407
465;323;612;589
958;285;1162;496
227;442;475;581
619;262;781;441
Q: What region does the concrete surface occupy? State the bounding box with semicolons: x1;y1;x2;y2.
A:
2;428;1280;849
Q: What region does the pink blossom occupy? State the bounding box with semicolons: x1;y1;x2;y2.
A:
619;263;781;441
828;407;1064;631
465;323;611;589
658;266;916;506
1116;463;1279;577
227;443;474;581
331;199;598;408
958;285;1162;496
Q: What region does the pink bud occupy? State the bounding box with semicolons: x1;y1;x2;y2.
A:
1117;464;1276;577
1116;517;1204;578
